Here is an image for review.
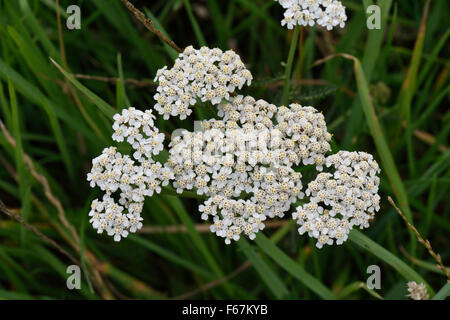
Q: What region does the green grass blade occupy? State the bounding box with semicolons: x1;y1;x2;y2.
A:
8;81;31;245
338;54;413;223
7;26;75;179
0;58;99;144
144;9;179;60
432;282;450;300
116;53;130;110
254;233;337;299
183;0;207;47
161;195;231;295
348;230;434;295
417;29;450;89
398;0;430;118
50;58;116;119
0;290;35;300
129;234;214;280
18;0;59;61
102;264;165;299
238;239;290;299
93;0;164;72
398;0;431;176
207;0;227;48
0;80;11;128
281;25;300;106
342;0;393;147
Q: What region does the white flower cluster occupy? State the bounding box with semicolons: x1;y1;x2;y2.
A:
293;151;381;248
88;46;382;247
154;46;253;120
406;282;429;300
275;0;347;30
219;96;332;168
200;197;266;244
87;108;173;241
168;97;334;244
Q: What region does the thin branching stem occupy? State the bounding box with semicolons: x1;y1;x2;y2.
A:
172;261;252;300
73;74;155;88
388;196;450;280
0;200;79;265
0;119;113;299
120;0;183;53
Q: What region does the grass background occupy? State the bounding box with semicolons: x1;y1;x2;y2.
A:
0;0;448;299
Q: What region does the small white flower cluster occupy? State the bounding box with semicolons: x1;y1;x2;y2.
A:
111;107;165;157
200;196;266;244
293;151;381;248
168;97;334;244
219;96;332;168
275;0;347;30
154;46;253;120
87;108;173;241
406;281;429;300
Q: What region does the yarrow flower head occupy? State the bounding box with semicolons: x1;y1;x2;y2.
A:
87;47;382;249
219;96;332;168
168;97;333;244
406;281;429;300
293;151;381;248
87;107;173;241
154;46;253;120
275;0;347;30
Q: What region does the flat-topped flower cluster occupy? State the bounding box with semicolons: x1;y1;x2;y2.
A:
154;46;253;120
294;151;381;248
87;108;172;241
87;46;380;248
275;0;347;30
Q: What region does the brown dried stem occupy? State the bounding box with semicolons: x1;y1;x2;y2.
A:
0;119;113;299
55;0;97;143
172;261;252;300
120;0;183;53
73;73;155;88
388;196;450;280
0;200;79;265
0;119;79;244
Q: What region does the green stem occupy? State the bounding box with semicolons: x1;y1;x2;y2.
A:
183;0;207;47
281;25;300;106
348;230;434;295
433;283;450;300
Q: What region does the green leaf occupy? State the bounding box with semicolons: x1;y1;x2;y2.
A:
129;234;214;280
116;53;130;110
254;233;337;299
8;81;31;245
433;283;450;300
183;0;207;47
0;58;99;144
324;53;414;229
348;230;434;295
281;25;300;106
50;58;116;119
343;0;393;147
162;195;232;295
144;9;179;60
238;239;289;299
